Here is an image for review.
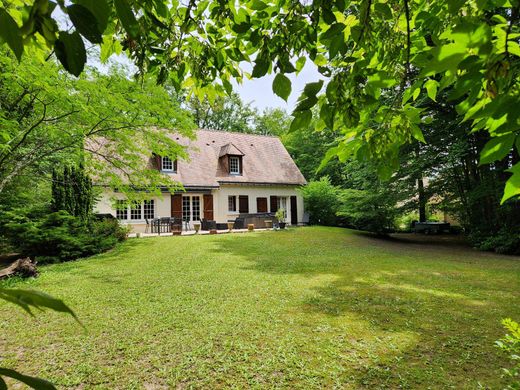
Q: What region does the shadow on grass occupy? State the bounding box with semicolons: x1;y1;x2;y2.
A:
209;227;519;387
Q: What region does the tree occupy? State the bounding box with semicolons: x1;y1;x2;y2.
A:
51;165;93;221
0;50;194;200
1;1;518;201
253;108;291;136
299;177;340;225
184;92;256;133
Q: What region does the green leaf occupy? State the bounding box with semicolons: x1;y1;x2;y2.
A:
295;56;306;73
479;133;515;165
231;22;251;34
54;31;87;77
290;110;312;132
321;8;336;24
114;0;139;38
249;0;268;11
74;0;110;32
272;73;291;101
320;103;334;129
303;80;324;97
367;72;398;89
501;164;520;203
424;79;439;101
374;3;392;19
0;288;80;324
252;58;269;78
0;368;55;390
0;9;23;61
68;4;103;43
294;96;318;112
321;23;345;41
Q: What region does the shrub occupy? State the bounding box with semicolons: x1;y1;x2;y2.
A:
471;228;520;256
337;189;397;235
496;318;520;388
300;177;340;226
0;207;127;264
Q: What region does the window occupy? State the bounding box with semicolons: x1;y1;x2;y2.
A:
277;197;288;219
143;200;155;220
228;196;237;212
182;195;201;221
130;201;142;220
116;200;127;220
229;156;240;174
192;196;200;221
182;196;190;221
161;156;176;172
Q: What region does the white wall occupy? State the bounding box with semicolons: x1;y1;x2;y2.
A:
94;185;305;230
213;185;304;224
94;189;171;218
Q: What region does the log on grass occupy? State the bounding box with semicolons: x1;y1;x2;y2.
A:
0;257;38;279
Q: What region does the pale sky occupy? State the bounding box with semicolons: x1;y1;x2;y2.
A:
233;61;322;112
94;52;322;113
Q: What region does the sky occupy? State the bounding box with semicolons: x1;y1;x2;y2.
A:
232;61;322;112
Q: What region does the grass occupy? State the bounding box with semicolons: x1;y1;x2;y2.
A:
1;227;519;389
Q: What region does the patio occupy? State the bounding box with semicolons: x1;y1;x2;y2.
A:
128;227;273;238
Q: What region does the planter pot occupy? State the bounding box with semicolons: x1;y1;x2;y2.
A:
136;233;141;238
227;222;234;232
247;224;255;232
193;223;201;233
172;231;182;236
264;220;273;229
209;229;217;235
279;222;286;229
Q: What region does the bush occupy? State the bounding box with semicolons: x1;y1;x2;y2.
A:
0;207;127;263
300;177;340;225
496;318;520;388
471;228;520;255
337;189;397;235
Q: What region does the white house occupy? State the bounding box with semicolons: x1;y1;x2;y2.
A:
94;129;307;233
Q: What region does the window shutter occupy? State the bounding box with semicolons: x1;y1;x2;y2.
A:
171;194;182;218
203;194;214;220
239;156;243;175
173;159;177;172
239;195;249;213
270;196;278;213
256;197;268;213
153;154;161;170
290;196;297;225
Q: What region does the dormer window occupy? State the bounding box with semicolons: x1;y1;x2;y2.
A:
229;156;240;175
161;156;177;172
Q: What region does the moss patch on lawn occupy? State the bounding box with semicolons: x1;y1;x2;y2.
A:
1;227;519;388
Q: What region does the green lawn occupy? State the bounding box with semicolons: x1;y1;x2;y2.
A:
1;227;519;388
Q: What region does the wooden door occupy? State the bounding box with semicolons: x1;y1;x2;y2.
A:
256;197;268;213
203;194;214;220
290;196;297;225
171;194;182;219
238;195;249;213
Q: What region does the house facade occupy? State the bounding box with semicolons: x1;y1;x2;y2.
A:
94;129;307;233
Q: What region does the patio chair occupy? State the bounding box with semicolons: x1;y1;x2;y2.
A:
233;217;245;230
145;218;150;234
170;217;182;233
201;219;216;231
160;217;171;234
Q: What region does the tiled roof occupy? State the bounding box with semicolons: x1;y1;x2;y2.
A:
164;129;307;188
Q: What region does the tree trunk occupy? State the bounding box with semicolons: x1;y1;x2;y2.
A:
417;177;426;222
